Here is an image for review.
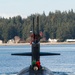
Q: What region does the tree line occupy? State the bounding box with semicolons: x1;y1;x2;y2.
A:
0;9;75;42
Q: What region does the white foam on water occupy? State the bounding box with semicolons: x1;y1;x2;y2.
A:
0;72;75;75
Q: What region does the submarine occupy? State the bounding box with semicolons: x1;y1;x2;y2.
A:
11;16;60;75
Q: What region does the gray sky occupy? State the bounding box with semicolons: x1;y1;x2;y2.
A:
0;0;75;18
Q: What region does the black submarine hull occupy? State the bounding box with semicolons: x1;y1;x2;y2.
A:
18;66;54;75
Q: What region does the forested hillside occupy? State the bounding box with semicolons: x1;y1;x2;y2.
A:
0;9;75;42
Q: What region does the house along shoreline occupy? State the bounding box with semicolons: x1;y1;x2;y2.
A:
0;42;75;46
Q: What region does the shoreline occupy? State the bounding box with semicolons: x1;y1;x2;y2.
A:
0;42;75;46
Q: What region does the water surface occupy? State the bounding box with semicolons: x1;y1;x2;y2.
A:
0;44;75;75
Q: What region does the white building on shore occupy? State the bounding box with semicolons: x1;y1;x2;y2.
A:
48;38;57;42
0;40;3;44
66;39;75;42
7;39;15;44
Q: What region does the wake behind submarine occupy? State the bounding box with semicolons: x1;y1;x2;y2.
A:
11;16;60;75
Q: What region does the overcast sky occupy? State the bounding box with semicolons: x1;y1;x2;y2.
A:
0;0;75;18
